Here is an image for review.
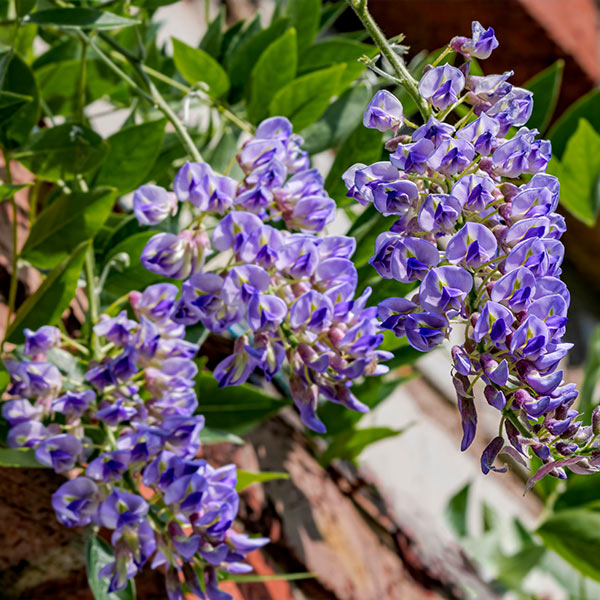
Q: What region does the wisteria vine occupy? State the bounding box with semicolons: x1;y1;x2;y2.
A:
344;21;600;487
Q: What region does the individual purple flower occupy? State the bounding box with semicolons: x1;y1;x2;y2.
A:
456;113;500;156
451;174;496;212
130;283;179;323
445;222;498;268
276;236;320;278
481;437;507;475
362;89;404;132
95;398;138;426
51;477;100;527
23;325;60;356
390;139;434;175
427;138;475;176
238;225;284;269
213;340;258;388
133;184;177;226
289;195;335;233
486;87;533;135
289;290;333;332
405;312;449;351
451;346;471;376
451;21;499;60
472;301;514;345
162;415;204;458
466;71;513;103
174;162;236;213
247;293;287;331
212;211;263;252
372;179;419;217
141;230;205;279
418;193;462;232
490;267;537;311
2;398;42;425
510;315;550;360
94;311;138;346
7;360;62;397
480;354;509;386
412;116;455;148
369;233;439;282
53;390;95;417
98;489;149;531
35;433;82;473
344;161;398;205
419;65;465;110
7;420;48;448
222;265;270;305
87;450;131;482
419;266;473;315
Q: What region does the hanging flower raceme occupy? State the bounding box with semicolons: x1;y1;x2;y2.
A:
135;117;392;433
344;21;600;487
3;293;267;599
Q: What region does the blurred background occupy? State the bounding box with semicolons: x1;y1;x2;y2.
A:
1;1;599;598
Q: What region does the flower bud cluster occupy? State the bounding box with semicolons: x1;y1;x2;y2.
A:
136;117;392;433
345;22;600;485
3;290;266;599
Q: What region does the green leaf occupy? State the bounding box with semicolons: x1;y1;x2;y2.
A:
0;90;32;125
85;532;136;600
172;38;229;98
5;242;88;344
0;448;44;468
24;8;138;30
548;88;600;159
579;325;600;421
285;0;320;50
523;60;564;133
325;123;382;204
0;51;39;148
269;64;345;131
548;119;600;226
236;469;289;492
226;18;289;96
555;474;600;512
226;572;315;583
16;0;37;18
199;6;225;59
495;546;547;589
320;426;405;465
537;509;600;582
0;358;9;394
19;123;108;182
301;82;372;154
199;428;244;445
101;232;179;299
195;373;286;433
246;28;297;124
445;481;470;538
95;120;166;194
21;187;116;270
0;183;30;201
298;38;376;92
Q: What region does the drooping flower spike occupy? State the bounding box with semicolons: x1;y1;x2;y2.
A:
345;21;600;486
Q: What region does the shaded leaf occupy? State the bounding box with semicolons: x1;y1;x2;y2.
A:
195;373;286;433
285;0;320;50
95;120;166;194
0;51;39;148
19;123;108;182
0;183;30;201
22;187;116;270
548;88;600;158
199;428;244;446
5;242;88;344
269;64;345;131
0;448;44;468
199;6;225;59
226;572;315;583
549;119;600;226
320;426;405;465
172;38;229;98
537;509;600;582
523;60;564;133
246;28;297;124
578;325;600;421
236;469;289;492
445;481;470;538
24;8;138;30
301;82;372;154
85;532;136;600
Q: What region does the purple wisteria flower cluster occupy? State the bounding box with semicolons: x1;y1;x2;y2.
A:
135;117;392;433
3;294;267;599
344;22;600;486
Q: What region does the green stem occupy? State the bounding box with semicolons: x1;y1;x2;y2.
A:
347;0;430;120
84;244;100;358
76;38;87;123
3;150;19;327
